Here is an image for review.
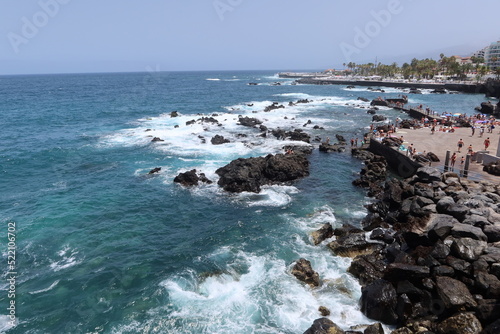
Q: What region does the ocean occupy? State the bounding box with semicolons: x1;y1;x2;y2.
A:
0;71;489;333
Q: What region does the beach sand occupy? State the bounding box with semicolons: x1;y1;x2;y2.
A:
395;126;500;182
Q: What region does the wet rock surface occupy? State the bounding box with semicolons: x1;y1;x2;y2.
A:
305;161;500;333
215;153;309;193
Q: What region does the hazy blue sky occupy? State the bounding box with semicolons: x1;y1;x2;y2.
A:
1;0;499;74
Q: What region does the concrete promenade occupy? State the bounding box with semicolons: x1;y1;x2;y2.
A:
394;126;499;181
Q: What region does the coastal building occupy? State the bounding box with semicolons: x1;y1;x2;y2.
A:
471;47;488;60
452;55;472;65
485;41;500;69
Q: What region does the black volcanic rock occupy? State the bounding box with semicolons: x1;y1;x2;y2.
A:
360;279;398;325
148;167;161;174
372;115;387;122
211;135;230;145
291;258;320;287
238;116;262;127
215;153;309;193
173;169;199;186
303;318;344;334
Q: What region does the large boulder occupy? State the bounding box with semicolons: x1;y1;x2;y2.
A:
215;153;309;193
436;312;482;334
319;143;346;153
416;167;442;183
287;129;311;143
311;223;334;245
173;169;199;186
328;233;382;258
303;318;344;334
450;238;487;261
371;99;389;107
238;116;262;127
264;103;285;112
348;252;386;286
435;276;477;309
476;101;496;114
483;162;500;176
372;115;387;122
382;137;403;147
451;223;487;241
211;135;230;145
383;263;430;282
360;279;398;325
291;258;320;287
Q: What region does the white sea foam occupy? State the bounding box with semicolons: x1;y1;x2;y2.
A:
235;185;299;207
50;246;82;272
29;280;60;295
110;205;382;333
206;78;221;81
100;92;367;208
273;92;314;98
0;315;16;332
343;87;403;95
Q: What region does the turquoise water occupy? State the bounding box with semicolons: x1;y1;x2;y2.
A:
0;71;489;333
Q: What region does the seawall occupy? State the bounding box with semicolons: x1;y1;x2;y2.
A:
280;75;486;95
368;138;421;178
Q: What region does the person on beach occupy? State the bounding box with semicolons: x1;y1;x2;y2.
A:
461;156;465;168
431;125;435;134
350;138;355;147
407;143;413;156
457;139;464;152
480;126;485;137
355;138;358;147
467;145;473;156
484;137;490;150
450;152;457;169
471;126;475;136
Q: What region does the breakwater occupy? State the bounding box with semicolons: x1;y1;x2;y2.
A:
278;73;496;96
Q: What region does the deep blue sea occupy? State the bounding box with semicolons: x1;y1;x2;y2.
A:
0;71;490;333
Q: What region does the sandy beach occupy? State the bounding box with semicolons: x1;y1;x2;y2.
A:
395;125;500;181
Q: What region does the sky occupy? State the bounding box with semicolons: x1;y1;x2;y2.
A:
1;0;499;75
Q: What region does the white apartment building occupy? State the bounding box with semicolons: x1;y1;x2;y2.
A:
485;41;500;69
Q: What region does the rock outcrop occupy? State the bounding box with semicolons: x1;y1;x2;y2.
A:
475;101;497;114
238;116;262;127
291;258;320;287
215;153;309;193
211;135;230;145
173;169;213;186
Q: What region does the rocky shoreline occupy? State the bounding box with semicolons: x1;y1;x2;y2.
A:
302;146;500;334
165;93;499;333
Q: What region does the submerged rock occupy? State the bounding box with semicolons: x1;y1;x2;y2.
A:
148;167;161;174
